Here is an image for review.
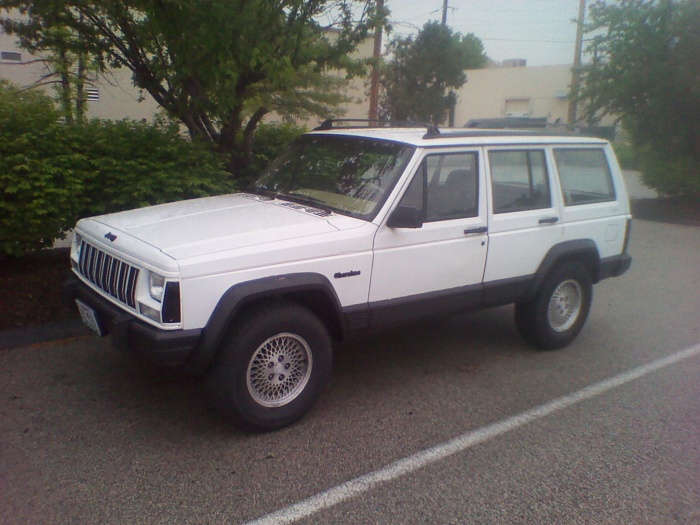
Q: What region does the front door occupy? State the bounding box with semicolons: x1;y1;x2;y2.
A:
369;150;488;326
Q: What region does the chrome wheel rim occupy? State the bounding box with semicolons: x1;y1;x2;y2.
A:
547;279;582;332
246;333;313;408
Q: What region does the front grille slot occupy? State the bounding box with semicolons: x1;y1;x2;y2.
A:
78;241;139;308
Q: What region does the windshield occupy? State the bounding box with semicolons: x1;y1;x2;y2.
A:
253;135;415;220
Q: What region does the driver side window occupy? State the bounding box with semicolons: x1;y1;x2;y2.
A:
398;152;479;222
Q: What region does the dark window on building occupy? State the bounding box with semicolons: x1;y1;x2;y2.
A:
1;51;22;61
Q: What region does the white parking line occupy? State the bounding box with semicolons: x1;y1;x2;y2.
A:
244;343;700;525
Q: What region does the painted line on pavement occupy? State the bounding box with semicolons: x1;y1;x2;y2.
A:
245;343;700;525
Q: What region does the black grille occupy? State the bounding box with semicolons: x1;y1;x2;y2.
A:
77;241;139;308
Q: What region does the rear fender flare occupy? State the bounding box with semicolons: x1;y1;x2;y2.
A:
529;240;601;297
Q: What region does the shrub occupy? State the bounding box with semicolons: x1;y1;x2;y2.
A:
0;81;233;257
0;82;84;257
611;142;640;171
77;119;233;217
641;149;700;199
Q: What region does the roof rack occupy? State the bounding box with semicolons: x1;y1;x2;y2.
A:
421;128;594;140
314;118;438;135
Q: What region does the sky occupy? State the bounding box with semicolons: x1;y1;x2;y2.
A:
384;0;585;66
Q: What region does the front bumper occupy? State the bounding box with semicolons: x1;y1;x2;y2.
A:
62;273;201;367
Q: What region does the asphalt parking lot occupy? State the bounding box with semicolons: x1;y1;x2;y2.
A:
1;218;699;525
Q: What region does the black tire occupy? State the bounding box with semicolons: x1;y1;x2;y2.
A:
515;260;592;350
205;301;332;431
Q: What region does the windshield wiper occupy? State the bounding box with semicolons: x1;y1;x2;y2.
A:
279;193;335;214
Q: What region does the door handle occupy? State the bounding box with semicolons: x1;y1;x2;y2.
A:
538;217;559;224
464;226;488;235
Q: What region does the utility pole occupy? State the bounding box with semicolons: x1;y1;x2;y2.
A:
368;0;384;121
568;0;586;126
443;0;455;126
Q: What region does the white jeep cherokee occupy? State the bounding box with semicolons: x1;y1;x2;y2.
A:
64;122;632;431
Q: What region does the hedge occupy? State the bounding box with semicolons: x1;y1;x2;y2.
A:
0;82;233;257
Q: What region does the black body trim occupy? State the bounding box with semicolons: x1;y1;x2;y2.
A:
530;239;600;294
482;275;533;306
63;236;631;373
63;273;201;367
186;273;345;374
368;284;483;328
599;253;632;280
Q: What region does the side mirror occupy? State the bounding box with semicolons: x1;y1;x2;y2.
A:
387;205;423;229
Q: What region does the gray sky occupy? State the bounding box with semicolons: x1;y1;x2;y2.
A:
386;0;583;66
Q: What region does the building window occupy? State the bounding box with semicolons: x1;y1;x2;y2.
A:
86;88;99;101
1;51;22;61
504;98;531;117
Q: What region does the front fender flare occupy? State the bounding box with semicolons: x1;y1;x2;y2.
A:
186;273;343;373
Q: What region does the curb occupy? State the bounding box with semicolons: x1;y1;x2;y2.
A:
0;320;91;351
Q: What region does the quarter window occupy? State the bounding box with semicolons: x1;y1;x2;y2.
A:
489;150;551;213
554;149;616;205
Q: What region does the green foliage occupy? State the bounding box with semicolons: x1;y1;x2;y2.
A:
641;149;700;198
0;0;97;123
1;0;385;176
380;22;487;124
577;0;700;197
0;81;232;257
75;119;233;217
0;81;83;257
612;142;641;171
239;123;307;187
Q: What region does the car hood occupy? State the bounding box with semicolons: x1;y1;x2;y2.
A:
89;193;347;260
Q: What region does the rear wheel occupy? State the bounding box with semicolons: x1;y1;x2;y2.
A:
205;302;332;431
515;260;592;350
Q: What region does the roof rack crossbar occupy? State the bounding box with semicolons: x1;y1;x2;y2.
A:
314;118;436;133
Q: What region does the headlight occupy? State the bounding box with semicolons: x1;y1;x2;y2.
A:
149;273;166;302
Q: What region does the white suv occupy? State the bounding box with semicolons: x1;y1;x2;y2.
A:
64;122;632;430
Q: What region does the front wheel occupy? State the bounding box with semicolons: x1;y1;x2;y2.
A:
515;260;592;350
205;302;332;431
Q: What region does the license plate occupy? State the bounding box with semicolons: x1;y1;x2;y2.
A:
76;299;105;336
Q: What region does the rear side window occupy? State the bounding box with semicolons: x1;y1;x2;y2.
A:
554;149;616;206
489;150;551;213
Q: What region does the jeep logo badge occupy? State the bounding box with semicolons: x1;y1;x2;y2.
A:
104;232;117;242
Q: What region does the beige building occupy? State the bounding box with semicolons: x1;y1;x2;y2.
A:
454;64;573;127
1;20;159;121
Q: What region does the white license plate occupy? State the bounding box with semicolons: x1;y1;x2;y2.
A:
76;299;105;336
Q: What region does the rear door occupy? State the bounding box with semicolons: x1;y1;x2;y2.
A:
482;146;562;303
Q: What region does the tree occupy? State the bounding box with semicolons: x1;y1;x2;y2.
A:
1;1;383;175
379;22;487;124
0;1;96;124
576;0;700;197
